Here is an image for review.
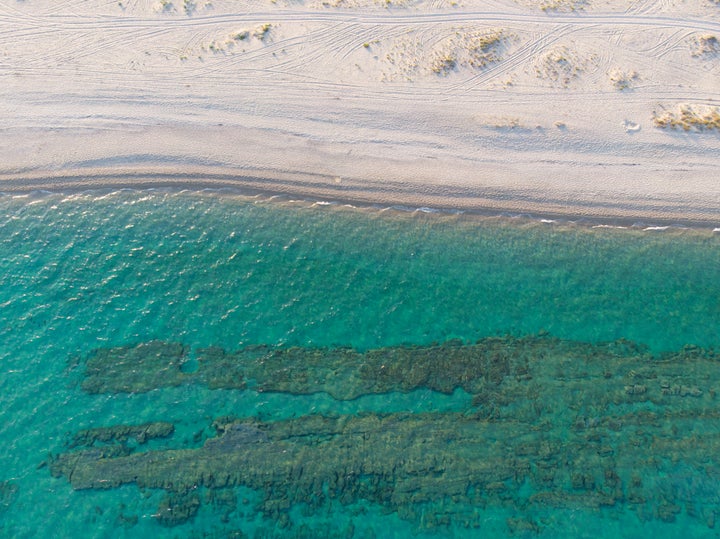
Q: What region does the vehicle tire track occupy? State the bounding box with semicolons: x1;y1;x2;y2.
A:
4;10;720;33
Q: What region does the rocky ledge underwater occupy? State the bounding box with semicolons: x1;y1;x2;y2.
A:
50;335;720;537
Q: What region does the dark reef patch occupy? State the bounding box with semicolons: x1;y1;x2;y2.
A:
54;335;720;534
0;481;19;515
82;341;189;394
80;335;714;400
69;422;175;449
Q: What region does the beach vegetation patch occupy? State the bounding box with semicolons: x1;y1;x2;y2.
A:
653;104;720;131
182;0;196;15
466;29;506;68
208;25;273;53
488;116;527;130
318;0;412;7
431;54;457;74
540;0;587;12
431;29;508;76
536;46;580;87
156;0;175;12
691;34;720;57
382;34;424;80
608;68;639;90
383;28;508;81
535;45;596;88
253;23;272;41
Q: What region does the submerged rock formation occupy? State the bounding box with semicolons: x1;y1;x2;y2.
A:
55;336;720;534
82;341;189;394
80;335;715;402
69;422;175;448
0;481;18;515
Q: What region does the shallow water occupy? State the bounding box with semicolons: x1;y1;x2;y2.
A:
1;190;719;538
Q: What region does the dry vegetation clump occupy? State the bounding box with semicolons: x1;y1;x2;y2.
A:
383;36;423;80
466;31;506;68
536;46;586;87
540;0;587;12
182;0;196;15
608;68;639;90
653;104;720;131
256;24;272;40
201;24;273;55
384;28;507;80
429;29;507;76
318;0;411;7
691;34;719;57
488;116;529;130
156;0;210;15
430;54;457;74
157;0;175;12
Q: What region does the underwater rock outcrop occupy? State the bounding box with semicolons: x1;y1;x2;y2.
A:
0;481;18;515
81;341;189;394
69;422;175;448
79;335;716;402
82;337;531;397
55;336;720;534
52;409;720;531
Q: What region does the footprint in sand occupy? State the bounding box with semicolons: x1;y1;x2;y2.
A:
623;120;641;133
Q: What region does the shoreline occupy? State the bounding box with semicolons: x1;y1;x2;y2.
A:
2;1;719;231
2;166;719;230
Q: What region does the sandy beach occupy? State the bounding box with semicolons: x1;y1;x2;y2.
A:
1;0;719;224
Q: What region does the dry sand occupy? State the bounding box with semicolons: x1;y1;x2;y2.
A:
1;0;719;224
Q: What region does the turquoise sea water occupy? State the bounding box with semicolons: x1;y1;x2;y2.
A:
1;189;719;538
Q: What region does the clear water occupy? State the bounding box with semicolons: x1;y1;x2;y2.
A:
1;189;719;538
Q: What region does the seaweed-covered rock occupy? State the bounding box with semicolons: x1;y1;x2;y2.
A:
0;481;18;514
82;341;189;394
52;405;720;532
156;491;201;527
80;335;658;399
61;335;720;533
69;422;175;448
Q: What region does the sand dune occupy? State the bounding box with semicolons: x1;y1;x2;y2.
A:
1;0;719;223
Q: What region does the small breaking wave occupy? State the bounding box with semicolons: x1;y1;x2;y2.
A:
0;186;717;234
